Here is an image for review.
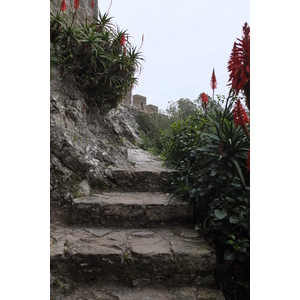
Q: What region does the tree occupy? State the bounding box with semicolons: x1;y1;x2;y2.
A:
166;98;197;120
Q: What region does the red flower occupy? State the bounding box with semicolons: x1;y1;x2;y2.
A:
200;92;209;104
228;23;250;96
60;0;66;12
211;68;217;90
247;149;250;171
74;0;80;9
233;99;249;127
121;34;126;46
201;92;209;111
91;0;94;9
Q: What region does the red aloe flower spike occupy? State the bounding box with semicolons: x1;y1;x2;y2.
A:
121;34;126;46
233;99;250;139
211;68;217;90
200;92;209;112
200;92;209;104
92;0;94;9
60;0;66;12
228;22;250;110
233;99;249;127
210;68;217;101
74;0;80;9
247;149;250;171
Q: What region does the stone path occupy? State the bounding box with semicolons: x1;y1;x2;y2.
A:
50;149;225;299
71;192;193;227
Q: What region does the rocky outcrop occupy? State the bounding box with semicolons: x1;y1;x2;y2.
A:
50;148;225;299
50;67;143;204
50;65;225;300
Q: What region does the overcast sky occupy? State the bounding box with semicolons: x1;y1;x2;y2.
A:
98;0;250;111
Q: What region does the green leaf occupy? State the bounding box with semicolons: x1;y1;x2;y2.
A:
225;239;236;246
233;244;241;250
229;216;240;224
205;133;220;141
214;209;227;219
229;156;246;187
228;234;235;240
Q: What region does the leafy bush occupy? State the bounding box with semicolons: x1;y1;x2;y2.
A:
50;5;144;113
135;96;219;155
135;111;176;155
164;94;249;260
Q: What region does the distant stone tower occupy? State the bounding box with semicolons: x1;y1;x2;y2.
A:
133;95;147;112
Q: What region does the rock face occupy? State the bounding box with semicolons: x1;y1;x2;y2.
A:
50;67;143;204
50;67;224;299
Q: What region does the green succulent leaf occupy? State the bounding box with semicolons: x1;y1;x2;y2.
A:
214;209;227;219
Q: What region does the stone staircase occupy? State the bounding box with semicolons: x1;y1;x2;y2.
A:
50;149;225;299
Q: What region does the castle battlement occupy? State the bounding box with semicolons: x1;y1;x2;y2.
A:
122;90;158;114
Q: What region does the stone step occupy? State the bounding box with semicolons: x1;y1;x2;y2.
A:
50;225;217;288
103;147;177;192
70;192;193;227
104;167;177;192
51;283;225;299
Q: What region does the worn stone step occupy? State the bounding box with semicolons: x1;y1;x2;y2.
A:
103;149;178;192
50;225;217;288
104;167;177;192
51;283;225;300
70;192;193;227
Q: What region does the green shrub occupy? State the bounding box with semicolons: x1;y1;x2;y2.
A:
135;111;176;155
50;7;144;113
163;95;250;264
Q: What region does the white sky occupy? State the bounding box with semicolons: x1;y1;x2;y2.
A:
98;0;250;110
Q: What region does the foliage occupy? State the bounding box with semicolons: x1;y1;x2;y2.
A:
135;22;251;299
135;111;175;155
50;6;144;113
135;95;222;155
164;94;250;263
161;111;210;168
166;98;198;120
137;96;224;156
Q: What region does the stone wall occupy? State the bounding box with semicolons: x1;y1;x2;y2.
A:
50;0;98;20
50;67;142;204
133;94;147;112
122;92;160;113
122;90;132;106
146;104;159;114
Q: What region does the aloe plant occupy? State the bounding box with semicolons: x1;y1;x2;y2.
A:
50;4;144;113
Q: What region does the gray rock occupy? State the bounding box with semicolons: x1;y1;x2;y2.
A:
50;68;145;202
78;180;90;196
50;225;217;287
